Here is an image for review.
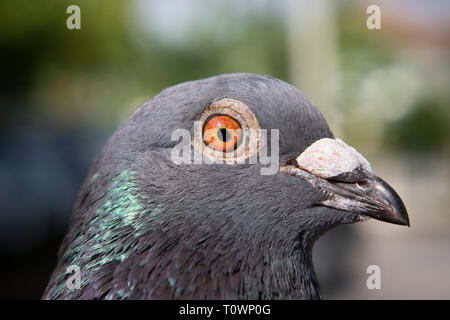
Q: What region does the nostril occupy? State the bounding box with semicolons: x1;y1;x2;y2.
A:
284;159;299;168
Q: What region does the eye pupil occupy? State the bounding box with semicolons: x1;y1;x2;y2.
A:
217;128;231;142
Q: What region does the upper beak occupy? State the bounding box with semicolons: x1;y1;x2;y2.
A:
279;138;410;227
280;164;410;226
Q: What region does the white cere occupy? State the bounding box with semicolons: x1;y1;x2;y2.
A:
296;138;372;179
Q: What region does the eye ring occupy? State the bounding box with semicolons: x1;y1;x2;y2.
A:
194;98;261;163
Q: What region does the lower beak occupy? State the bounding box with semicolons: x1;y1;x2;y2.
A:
280;165;410;226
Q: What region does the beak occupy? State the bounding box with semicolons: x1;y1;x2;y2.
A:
280;138;410;226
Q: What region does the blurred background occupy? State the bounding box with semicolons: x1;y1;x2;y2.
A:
0;0;449;299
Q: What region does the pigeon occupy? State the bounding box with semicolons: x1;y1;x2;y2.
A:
43;73;409;300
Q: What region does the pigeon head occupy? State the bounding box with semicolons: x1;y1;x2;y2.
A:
43;73;409;300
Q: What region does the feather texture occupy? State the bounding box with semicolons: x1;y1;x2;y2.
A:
43;73;360;300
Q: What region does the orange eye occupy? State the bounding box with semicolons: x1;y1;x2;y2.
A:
203;115;242;152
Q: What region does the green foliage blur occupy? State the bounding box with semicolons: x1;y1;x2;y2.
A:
1;0;449;155
1;0;287;129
